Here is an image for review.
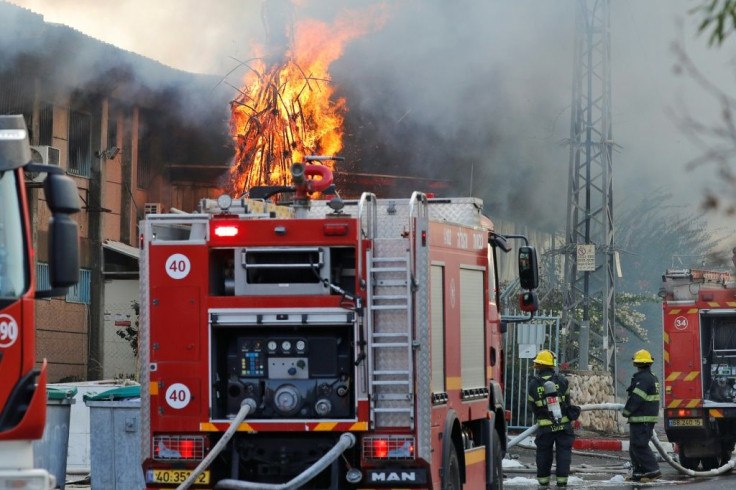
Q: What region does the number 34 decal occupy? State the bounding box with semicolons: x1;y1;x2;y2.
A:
165;254;191;279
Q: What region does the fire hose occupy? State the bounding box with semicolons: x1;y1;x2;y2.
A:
215;433;356;490
176;399;256;490
175;396;356;490
507;403;736;477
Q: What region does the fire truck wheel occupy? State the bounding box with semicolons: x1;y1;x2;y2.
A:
677;445;699;471
701;457;719;471
443;448;461;490
490;429;503;490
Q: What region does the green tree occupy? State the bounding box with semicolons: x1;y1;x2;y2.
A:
693;0;736;46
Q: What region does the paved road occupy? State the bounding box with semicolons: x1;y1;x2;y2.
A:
504;444;734;488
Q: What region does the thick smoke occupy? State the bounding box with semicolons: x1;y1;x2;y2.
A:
6;0;736;234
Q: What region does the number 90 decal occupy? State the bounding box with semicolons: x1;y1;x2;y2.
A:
165;383;191;409
165;254;191;280
0;314;19;348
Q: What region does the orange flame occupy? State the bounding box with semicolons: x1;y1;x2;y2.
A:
228;4;386;197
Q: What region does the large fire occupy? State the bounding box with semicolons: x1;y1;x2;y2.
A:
228;5;386;197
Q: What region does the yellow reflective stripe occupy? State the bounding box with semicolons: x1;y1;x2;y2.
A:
710;409;724;418
686;399;701;408
684;371;699;381
632;387;659;401
313;422;338;431
666;372;681;382
538;416;570;426
465;446;485;466
629;416;659;422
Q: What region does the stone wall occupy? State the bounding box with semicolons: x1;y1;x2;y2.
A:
565;370;624;434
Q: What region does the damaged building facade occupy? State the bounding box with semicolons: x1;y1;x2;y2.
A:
0;2;232;381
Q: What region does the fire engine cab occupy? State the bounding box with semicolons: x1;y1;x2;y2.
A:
139;161;539;489
661;268;736;471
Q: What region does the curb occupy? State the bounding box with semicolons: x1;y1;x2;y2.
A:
515;436;676;453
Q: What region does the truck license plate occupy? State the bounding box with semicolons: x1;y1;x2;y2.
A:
669;418;703;427
147;469;210;485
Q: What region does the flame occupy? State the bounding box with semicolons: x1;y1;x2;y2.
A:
228;4;386;197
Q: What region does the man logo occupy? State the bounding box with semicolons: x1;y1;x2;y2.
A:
367;469;427;485
370;471;416;482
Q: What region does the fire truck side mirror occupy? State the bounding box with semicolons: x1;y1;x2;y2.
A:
520;291;539;312
518;246;539;290
45;173;80;289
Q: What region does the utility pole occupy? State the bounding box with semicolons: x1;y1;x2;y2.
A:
562;0;616;374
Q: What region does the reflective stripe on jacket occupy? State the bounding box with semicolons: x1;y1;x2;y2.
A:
622;367;660;423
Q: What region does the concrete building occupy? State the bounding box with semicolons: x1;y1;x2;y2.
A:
0;1;232;381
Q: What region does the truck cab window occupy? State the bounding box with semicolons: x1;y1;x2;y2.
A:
0;170;28;299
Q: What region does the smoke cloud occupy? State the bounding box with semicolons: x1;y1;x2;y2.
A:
5;0;735;235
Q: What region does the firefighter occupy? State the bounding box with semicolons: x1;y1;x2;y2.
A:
622;349;661;482
528;349;575;487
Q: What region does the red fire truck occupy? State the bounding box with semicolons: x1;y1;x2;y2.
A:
139;160;539;489
0;115;80;488
661;268;736;470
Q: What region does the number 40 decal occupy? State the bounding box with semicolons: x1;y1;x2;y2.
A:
165;383;191;409
165;253;191;279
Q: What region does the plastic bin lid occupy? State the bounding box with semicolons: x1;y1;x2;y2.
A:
47;386;78;400
82;385;141;401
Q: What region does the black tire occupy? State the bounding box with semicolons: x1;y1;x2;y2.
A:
678;445;700;471
720;441;735;470
489;429;504;490
702;456;719;470
443;448;462;490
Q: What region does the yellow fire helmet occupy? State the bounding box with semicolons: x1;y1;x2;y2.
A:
533;349;556;367
633;349;654;364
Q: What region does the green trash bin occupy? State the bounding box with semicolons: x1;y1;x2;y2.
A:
33;386;77;490
84;385;144;490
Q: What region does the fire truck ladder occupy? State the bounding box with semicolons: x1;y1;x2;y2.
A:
360;193;416;429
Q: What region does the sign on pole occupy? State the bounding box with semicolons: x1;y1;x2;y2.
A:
577;244;595;272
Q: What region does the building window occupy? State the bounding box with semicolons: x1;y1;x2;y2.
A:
66;268;91;304
36;262;51;291
68;110;91;177
36;263;91;304
39;102;53;146
137;126;150;189
108;113;118;149
0;75;32;138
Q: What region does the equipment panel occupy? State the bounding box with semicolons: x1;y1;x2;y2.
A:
212;327;354;420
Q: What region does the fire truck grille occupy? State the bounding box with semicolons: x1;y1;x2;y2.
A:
153;435;207;461
363;435;415;461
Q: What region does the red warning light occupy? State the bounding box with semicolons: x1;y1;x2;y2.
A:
214;225;239;237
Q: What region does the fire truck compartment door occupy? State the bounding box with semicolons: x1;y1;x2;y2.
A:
150;286;200;361
668;331;701;400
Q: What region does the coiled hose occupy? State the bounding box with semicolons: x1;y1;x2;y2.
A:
507;403;736;477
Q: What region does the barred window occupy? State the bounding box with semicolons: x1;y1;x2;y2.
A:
137;126;150;189
65;268;91;304
68;110;91;177
36;263;91;304
39;102;53;146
